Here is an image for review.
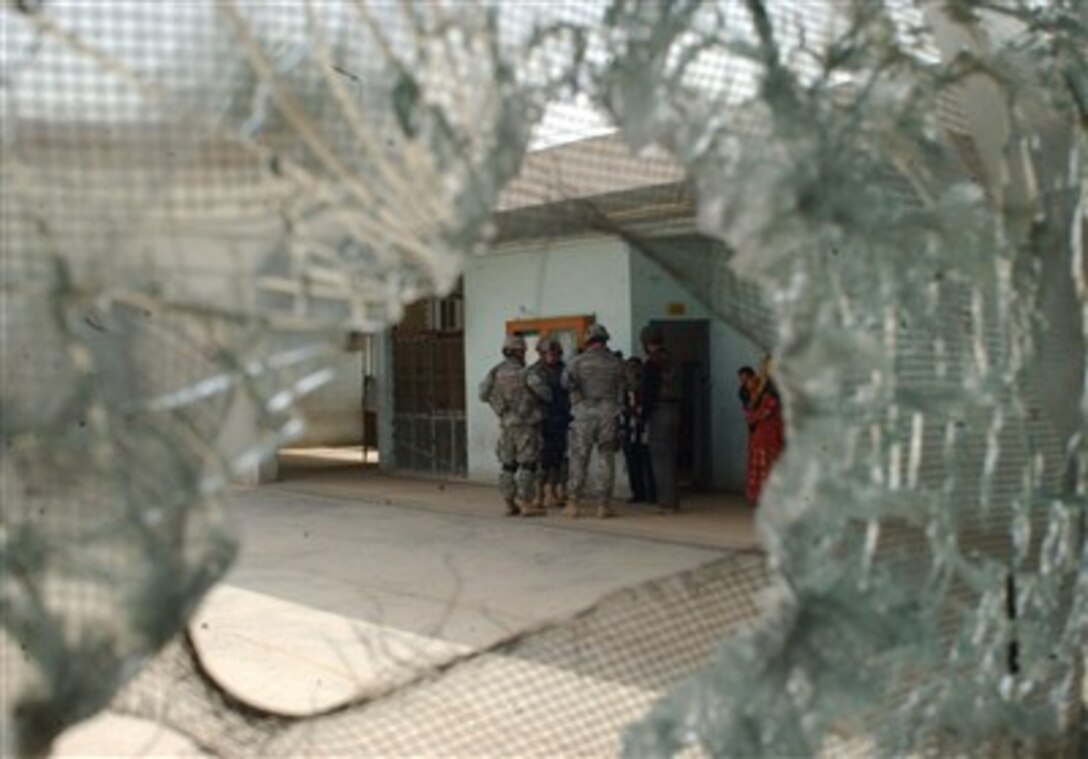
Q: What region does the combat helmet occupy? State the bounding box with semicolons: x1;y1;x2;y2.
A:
585;323;610;344
503;334;527;353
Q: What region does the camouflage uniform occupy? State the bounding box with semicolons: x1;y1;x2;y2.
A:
479;336;551;515
562;325;625;517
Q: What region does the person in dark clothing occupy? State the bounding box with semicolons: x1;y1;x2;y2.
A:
641;325;682;511
738;365;756;411
529;336;572;508
738;365;757;495
621;357;654;503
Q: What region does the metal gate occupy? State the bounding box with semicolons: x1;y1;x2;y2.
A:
391;299;467;476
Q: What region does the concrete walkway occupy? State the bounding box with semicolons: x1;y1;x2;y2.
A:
272;457;759;551
55;464;762;756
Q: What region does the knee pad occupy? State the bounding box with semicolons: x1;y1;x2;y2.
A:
521;463;537;473
502;463;518;473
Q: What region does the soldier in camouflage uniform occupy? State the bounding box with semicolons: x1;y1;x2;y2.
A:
528;336;571;509
478;334;551;516
562;323;626;518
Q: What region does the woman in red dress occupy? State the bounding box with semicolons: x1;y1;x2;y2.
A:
744;370;785;505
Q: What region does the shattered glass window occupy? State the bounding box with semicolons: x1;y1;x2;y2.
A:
2;0;1084;756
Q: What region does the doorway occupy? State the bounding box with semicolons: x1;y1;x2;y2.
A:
649;319;711;489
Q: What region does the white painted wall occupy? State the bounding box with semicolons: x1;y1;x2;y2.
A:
132;214;373;479
290;349;364;447
464;236;632;483
133;215;287;485
628;244;762;493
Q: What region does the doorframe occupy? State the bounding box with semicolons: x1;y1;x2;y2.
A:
506;314;596;348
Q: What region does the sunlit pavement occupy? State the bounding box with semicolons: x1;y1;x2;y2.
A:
57;469;752;755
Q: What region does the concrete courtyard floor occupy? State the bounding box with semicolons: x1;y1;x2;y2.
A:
56;462;761;756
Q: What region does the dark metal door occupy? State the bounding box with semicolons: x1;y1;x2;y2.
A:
392;301;467;476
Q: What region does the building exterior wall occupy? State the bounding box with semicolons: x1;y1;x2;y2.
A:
133;215;291;484
461;233;761;493
290;350;364;446
628;244;762;493
464;236;632;483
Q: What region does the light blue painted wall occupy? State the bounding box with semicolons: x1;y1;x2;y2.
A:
464;236;632;482
463;234;762;493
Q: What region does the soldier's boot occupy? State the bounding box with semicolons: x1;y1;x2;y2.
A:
504;498;519;517
597;499;616;519
533;482;547;510
549;484;565;508
562;499;581;519
519;499;546;517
